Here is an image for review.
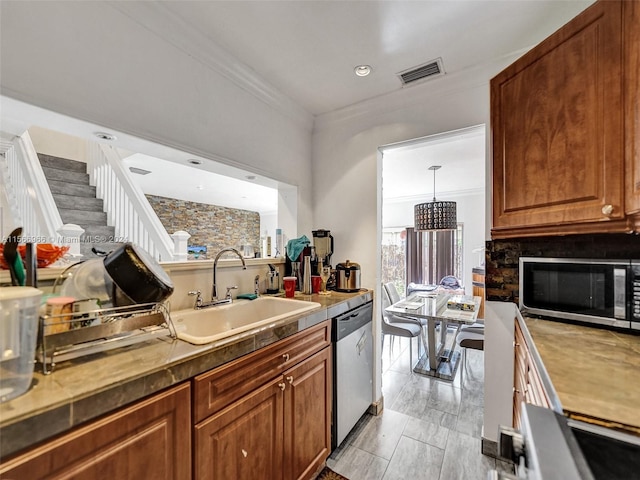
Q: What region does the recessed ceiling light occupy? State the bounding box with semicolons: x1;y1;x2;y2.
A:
188;159;202;165
94;131;116;141
354;65;372;77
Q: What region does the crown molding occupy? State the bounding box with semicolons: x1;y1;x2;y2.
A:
108;2;314;132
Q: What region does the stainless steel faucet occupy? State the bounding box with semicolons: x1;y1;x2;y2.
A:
212;247;247;300
188;247;247;309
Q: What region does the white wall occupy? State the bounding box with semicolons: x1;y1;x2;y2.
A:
311;58;518;407
0;1;314;238
28;126;88;163
383;192;486;293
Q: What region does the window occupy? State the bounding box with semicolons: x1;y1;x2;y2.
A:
420;224;464;285
383;225;464;297
381;228;407;297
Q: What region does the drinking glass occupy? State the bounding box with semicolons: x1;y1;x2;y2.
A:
319;266;331;295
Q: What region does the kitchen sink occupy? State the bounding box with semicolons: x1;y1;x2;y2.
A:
172;296;321;345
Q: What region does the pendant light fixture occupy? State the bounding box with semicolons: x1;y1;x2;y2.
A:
414;165;457;231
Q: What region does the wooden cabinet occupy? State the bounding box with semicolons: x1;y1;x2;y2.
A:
625;0;640;216
283;347;332;480
193;321;332;480
513;319;550;429
471;269;485;319
491;0;640;238
0;383;191;480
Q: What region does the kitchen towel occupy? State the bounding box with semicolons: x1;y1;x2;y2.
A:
286;235;310;262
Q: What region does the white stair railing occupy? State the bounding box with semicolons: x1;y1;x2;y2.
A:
0;131;63;241
87;143;175;261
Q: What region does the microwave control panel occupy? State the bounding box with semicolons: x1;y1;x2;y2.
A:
632;264;640;321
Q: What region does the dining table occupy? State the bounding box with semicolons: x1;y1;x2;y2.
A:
385;292;482;380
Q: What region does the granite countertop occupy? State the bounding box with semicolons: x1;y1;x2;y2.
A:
524;317;640;435
0;289;372;459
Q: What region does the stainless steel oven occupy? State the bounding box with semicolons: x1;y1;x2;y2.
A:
519;257;640;331
491;403;640;480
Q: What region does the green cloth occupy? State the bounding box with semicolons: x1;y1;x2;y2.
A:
286;235;310;262
237;293;258;300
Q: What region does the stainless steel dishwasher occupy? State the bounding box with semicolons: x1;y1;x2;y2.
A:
332;299;373;450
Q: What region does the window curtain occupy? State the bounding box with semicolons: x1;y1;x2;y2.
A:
405;228;455;287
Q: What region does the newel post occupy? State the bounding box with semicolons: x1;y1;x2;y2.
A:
57;223;85;257
171;230;191;261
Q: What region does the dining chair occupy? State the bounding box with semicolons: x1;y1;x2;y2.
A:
381;285;422;373
455;323;484;382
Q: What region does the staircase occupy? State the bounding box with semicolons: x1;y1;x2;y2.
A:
38;154;121;257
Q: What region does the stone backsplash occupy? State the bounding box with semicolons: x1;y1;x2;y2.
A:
486;234;640;304
146;195;260;256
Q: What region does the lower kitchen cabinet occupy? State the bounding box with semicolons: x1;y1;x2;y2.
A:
513;318;550;429
283;346;332;480
195;377;285;480
194;346;332;480
0;383;191;480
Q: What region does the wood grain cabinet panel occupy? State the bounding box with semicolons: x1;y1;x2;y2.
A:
193;321;329;423
625;0;640;217
471;271;485;319
194;378;285;480
0;383;191;480
283;347;332;480
513;320;549;428
194;321;332;480
492;1;631;238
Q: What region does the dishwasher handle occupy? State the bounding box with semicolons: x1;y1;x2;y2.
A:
333;302;373;341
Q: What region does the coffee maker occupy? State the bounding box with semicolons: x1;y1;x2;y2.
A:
312;230;333;267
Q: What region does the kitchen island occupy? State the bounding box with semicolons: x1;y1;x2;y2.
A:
0;289;372;462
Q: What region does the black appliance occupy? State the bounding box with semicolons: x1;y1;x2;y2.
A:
492;403;640;480
519;257;640;331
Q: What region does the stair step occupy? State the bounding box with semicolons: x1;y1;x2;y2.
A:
79;225;118;245
41;166;90;186
81;225;116;237
38;154;87;174
79;242;124;259
53;194;104;212
48;180;96;198
60;208;108;226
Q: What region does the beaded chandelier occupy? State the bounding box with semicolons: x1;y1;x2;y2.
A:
414;165;457;231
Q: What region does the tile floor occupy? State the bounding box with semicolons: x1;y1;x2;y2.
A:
327;331;515;480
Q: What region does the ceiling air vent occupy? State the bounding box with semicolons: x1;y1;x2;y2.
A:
397;58;445;86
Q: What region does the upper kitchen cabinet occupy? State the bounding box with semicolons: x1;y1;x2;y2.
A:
491;0;639;238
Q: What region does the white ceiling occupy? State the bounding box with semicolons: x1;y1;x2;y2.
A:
383;125;485;201
156;0;594;115
2;0;594;208
122;153;278;215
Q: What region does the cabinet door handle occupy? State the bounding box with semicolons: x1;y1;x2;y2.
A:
278;382;286;391
287;375;294;384
282;353;290;362
602;204;614;216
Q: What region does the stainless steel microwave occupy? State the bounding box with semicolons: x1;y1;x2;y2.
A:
519;257;640;330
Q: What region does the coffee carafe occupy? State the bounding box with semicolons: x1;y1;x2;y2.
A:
312;229;333;267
